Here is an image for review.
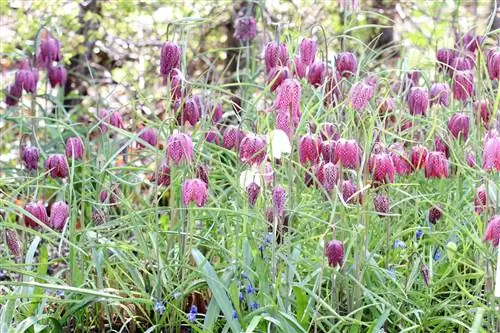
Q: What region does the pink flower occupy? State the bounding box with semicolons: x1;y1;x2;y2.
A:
448;113;470;140
319;122;340;141
65;137;85;160
160;42;181;78
483;215;500;248
167;70;183;100
156;162;170;187
434;137;450;158
374;193;389;217
138;128;158;148
321;140;337;163
455;31;482;53
49;201;69;231
452;70;474;102
182;178;208;207
268;66;290;92
239;134;267;166
335;139;362;169
37;33;61;68
24;202;48;228
223;126;245;150
307;61;326;87
389;143;412;175
451;55;474;73
15;60;38;93
408;87;429;116
299;38;317;65
436;48;457;72
342;179;361;204
167;132;194;165
45;154;68;179
205;130;221;145
100;184;120;205
264;41;288;74
486;48;500;81
48;65;67;88
99;110;124;133
474;184;489;215
369;152;396;184
177;97;201;127
293;56;307;78
473;100;491;127
325;239;344;268
319;162;339;192
429;83;450;107
209;101;223;124
410;145;428;170
22;146;40;171
336;52;357;78
272;186;287;217
275;111;295;138
233;16;257;42
482;130;500;171
348;81;374;112
298;134;320;165
246;182;261;207
274;78;302;122
424;151;449;179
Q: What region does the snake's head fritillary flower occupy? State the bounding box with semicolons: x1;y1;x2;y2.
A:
408;87;429;116
45;154;68;179
293;56;307;79
205;130;221;145
369;152;396;184
428;205;443;224
434;137;450;158
424;151;449;179
49;201;69;231
167;132;194;165
410;144;428;170
436;48;457;73
15;60;38;93
455;31;482;53
275;111;295;138
264;41;288;74
24;202;48;228
272;186;287;217
342;179;361;204
5;84;22;106
421;264;430;286
240;134;267;166
274;78;302;122
389;143;412;175
474;184;490;215
99;110;124;133
319;162;339;192
209;101;223;124
100;184;121;205
473;100;491;128
335;139;362;169
299;38;317;66
465;150;476;168
156;162;170;187
160;42;181;78
486;48;500;81
325;239;344;268
267;129;291;160
48;65;67;88
268;65;290;92
452;70;474;102
65;136;85;160
429;83;450;107
37;32;61;68
22;146;40;171
374;193;389;217
233;16;257;42
336;52;357;78
178;97;201;127
196;164;209;185
448;113;470;140
307;61;326;87
482;130;500;171
377;98;396;122
483;215;500;248
324;70;342;108
298;134;320;166
223;126;245;150
182;178;208;207
166;69;183;100
137;128;157;148
319;123;340;141
5;229;22;259
246;182;261;207
348;81;374;112
321;140;337;164
451;55;475;74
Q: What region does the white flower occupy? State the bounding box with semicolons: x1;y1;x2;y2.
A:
239;169;261;189
267;129;291;160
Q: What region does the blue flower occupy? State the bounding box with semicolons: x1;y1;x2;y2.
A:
393;240;406;249
246;283;254;294
416;229;423;240
154;301;165;315
433;250;441;261
238;291;244;301
241;271;248;279
187;305;198;322
232;310;238;319
172;291;181;299
387;266;396;280
249;302;259;311
56;290;65;297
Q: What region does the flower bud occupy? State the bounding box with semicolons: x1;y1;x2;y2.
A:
389;143;411;175
452;70;474;102
434;137;450;158
335;139;362;169
473;100;491;127
65;137;85;160
239;134;267;166
156;162;171;187
448;113;470;140
5;229;22;259
99;110;124;133
369;152;396;184
424;151;449;179
177;97;201;127
455;32;482;53
209;101;223;124
22;146;40;171
15;60;38;93
436;48;456;72
483;215;500;248
48;65;67;88
100;184;120;205
246;182;261;207
348;81;374;112
410;144;428;170
307;61;326;87
429;83;450;107
233;16;257;42
486;48;500;81
182;178;208;207
299;38;317;65
474;184;490;215
272;186;287;217
408;87;429;116
91;209;106;226
421;264;430;286
342;179;361;204
5;84;22;106
298;134;320;166
374;193;389;217
274;78;302;122
137;128;158;148
264;41;288;74
293;56;307;78
45;154;68;179
325;239;344;268
196;164;209;185
167;132;194;165
428;205;443;224
49;201;69;231
336;52;357;78
37;33;61;68
160;42;181;77
24;202;48;228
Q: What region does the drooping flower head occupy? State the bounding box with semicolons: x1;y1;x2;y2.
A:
48;65;67;88
436;48;457;72
268;65;290;92
182;178;208;207
5;229;21;259
272;186;287;217
434;136;450;158
137;127;158;148
424;151;449;179
348;81;374;112
99;110;124;133
299;38;317;66
447;113;470;140
239;134;267;166
233;16;257;42
486;48;500;81
246;182;261;207
374;193;390;217
49;201;69;231
318;162;339;192
428;205;443;224
335;139;362;169
167;132;194;165
325;239;344;268
408;87;429;116
429;83;450;107
483;215;500;248
319;122;340;141
274;78;302;122
482;130;500;171
342;179;361;204
264;41;288;74
307;61;326;87
452;70;474;102
156;162;170;187
24;202;48;228
410;144;428;170
160;42;181;78
22;146;40;171
45;154;68;179
37;32;61;68
65;136;85;160
15;60;39;93
336;52;357;78
474;184;490;215
389;143;412;175
223;126;245;150
323;69;342;108
473;100;491;128
298;134;320;166
455;31;482;53
293;56;307;79
5;84;22;106
369;152;396;184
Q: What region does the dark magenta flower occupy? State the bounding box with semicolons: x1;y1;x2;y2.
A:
167;69;183;100
24;202;48;228
436;48;456;72
319;162;339;192
15;60;38;93
5;229;21;259
342;179;361;204
196;164;209;185
264;41;288;74
298;134;320;165
246;182;261;207
474;184;489;215
5;84;22;106
293;56;307;78
209;101;223;124
100;184;120;205
65;136;85;160
205;130;221;145
455;31;482;53
323;70;342;108
222;126;245;150
321;140;337;163
336;52;357;78
325;239;344;268
177;97;201;127
160;42;181;78
49;201;69;231
424;151;449;179
307;61;326;87
434;137;450;158
483;215;500;248
99;110;124;133
156;162;170;187
268;65;290;92
482;130;500;171
369;152;396;184
421;264;430;286
448;113;470;140
428;205;443;224
274;78;302;122
22;146;40;171
167;132;194;165
275;111;295;138
272;186;287;217
348;81;374;112
408;87;429;116
233;16;257;42
182;178;208;207
466;150;476;168
389;143;412;175
299;38;317;66
37;33;61;68
319;122;340;141
452;70;474;102
335;139;362;169
137;128;158;148
374;193;389;217
48;65;67;88
239;134;267;166
473;100;491;127
410;144;428;170
45;154;68;179
486;48;500;81
451;55;475;73
429;83;450;107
